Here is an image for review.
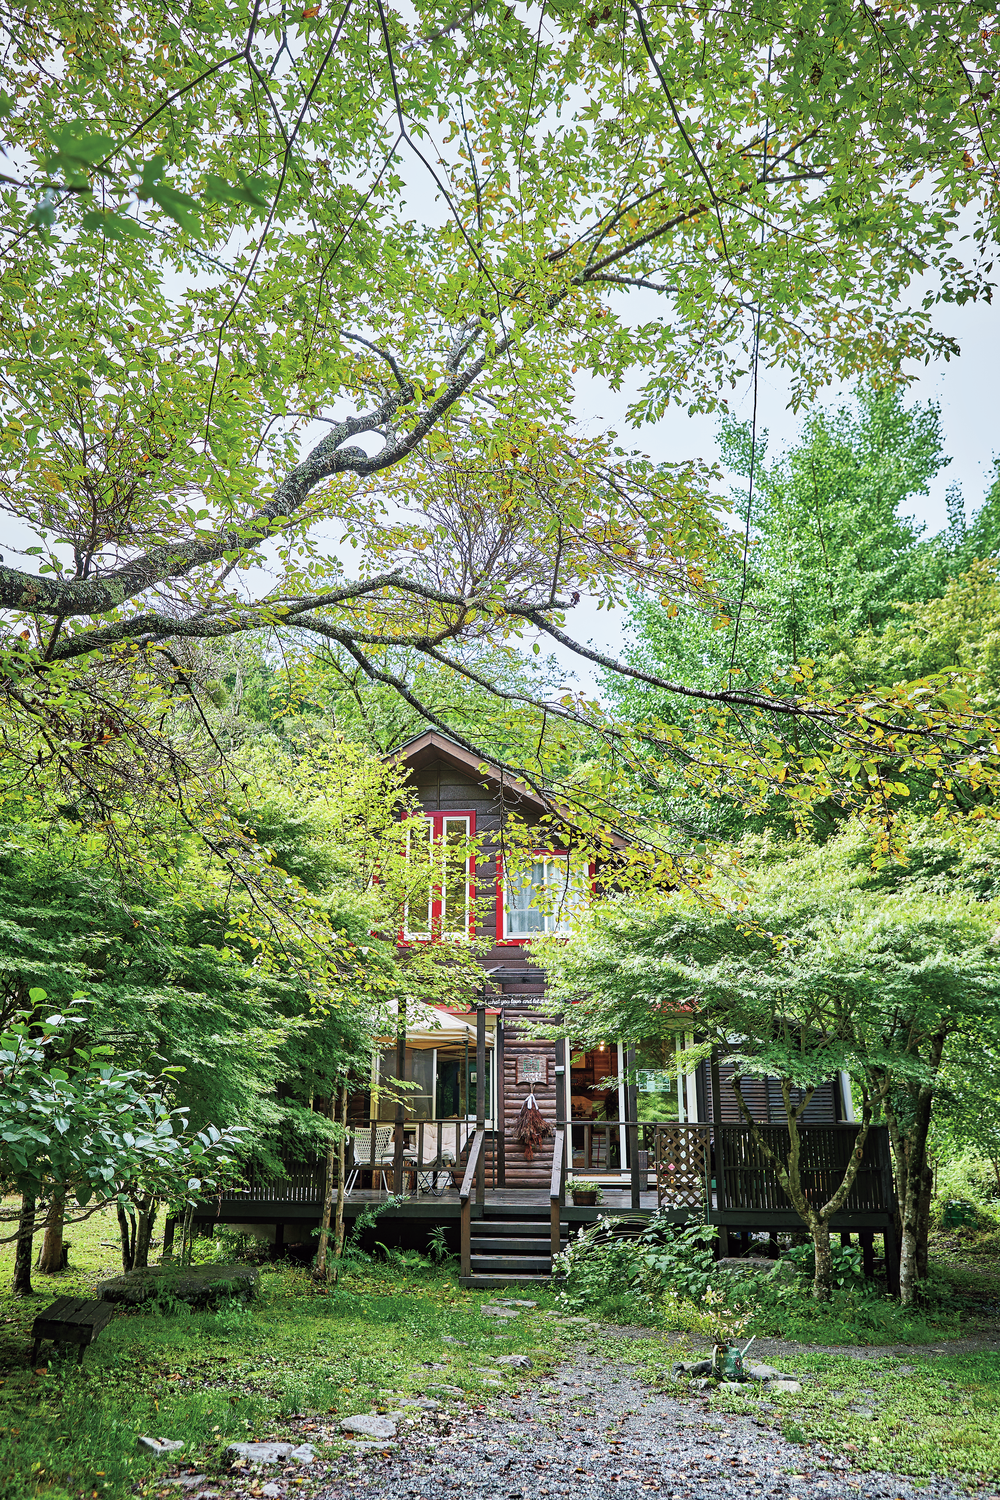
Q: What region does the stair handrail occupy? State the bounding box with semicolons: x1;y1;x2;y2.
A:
459;1128;486;1279
550;1124;566;1266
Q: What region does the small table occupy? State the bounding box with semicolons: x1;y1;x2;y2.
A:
31;1296;115;1364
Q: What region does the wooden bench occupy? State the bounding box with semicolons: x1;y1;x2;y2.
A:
31;1296;115;1365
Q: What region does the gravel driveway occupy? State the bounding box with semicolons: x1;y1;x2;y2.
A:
312;1345;976;1500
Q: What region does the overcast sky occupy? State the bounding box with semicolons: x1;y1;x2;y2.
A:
553;284;1000;691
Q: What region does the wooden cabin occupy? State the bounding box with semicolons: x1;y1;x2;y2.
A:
203;731;898;1290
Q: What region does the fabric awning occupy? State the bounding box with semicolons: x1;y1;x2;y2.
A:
376;999;494;1050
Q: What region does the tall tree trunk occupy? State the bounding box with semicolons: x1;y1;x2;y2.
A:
314;1095;338;1282
133;1196;158;1270
37;1190;66;1274
333;1084;348;1282
14;1194;36;1297
899;1031;945;1307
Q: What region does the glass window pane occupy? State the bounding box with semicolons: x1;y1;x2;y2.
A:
410;1047;435;1120
505;859;547;935
505;856;587;936
441;817;470;937
404;817;432;937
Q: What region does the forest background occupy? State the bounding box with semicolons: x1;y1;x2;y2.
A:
2;1;1000;1305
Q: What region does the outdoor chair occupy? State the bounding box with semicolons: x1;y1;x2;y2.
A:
344;1125;393;1196
404;1122;474;1195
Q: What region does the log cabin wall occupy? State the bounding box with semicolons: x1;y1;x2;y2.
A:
392;734;846;1181
398;735;566;1188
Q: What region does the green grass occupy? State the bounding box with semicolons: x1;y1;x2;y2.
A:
0;1203;565;1500
5;1204;1000;1498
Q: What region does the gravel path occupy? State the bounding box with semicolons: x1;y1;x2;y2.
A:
310;1346;979;1500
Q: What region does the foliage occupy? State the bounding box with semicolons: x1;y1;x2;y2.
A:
552;1216;716;1314
0;993;243;1242
537;825;1000;1301
1;5;999;874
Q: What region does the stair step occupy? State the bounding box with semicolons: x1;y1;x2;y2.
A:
476;1220;558;1233
460;1273;550;1288
470;1256;551;1272
470;1237;554;1253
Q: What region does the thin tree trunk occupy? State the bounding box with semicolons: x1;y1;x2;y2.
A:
37;1190;66;1274
899;1031;945;1307
179;1204;194;1266
117;1202;134;1272
134;1196;158;1270
162;1215;176;1259
314;1095;338;1281
732;1073;876;1302
333;1084;348;1282
14;1194;36;1297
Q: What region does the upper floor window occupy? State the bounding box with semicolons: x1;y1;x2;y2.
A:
403;812;474;941
502;855;588;939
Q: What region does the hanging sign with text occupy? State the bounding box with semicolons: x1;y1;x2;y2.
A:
517;1055;547;1085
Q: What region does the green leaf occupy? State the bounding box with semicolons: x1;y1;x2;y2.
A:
81;209;153;242
42;123;117;179
27;190;58;229
204;170;271;211
137;157;201;237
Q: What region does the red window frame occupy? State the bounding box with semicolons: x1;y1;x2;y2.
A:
494;850;593;944
402;810;477;942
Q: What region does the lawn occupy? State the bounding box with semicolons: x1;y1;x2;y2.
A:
0;1203;565;1500
3;1203;1000;1500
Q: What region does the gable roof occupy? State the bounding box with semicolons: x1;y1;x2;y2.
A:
386;729;629;851
386;729;549;813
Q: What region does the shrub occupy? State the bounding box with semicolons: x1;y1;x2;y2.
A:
552;1215;717;1315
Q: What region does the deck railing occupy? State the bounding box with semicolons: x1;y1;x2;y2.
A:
563;1119;894;1217
222;1118;499;1203
217;1119;894;1222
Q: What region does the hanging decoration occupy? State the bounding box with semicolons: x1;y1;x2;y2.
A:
513;1091;552;1161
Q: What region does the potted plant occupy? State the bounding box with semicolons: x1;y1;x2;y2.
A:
570;1179;603;1206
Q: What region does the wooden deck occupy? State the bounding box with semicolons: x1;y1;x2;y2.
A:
192;1121;898;1292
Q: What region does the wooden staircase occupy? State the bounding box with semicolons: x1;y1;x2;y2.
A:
460;1204;569;1289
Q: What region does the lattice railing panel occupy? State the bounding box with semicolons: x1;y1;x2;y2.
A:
653;1125;710;1209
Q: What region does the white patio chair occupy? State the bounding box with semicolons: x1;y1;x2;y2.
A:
344;1125;393;1196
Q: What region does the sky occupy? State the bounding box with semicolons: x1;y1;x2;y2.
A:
551;285;1000;693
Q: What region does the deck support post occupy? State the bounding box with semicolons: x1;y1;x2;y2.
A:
475;1001;486;1208
394;999;406;1194
861;1229;875;1279
884;1219;900;1297
626;1046;641;1210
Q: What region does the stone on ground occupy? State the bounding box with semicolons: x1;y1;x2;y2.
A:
495;1354;532;1369
339;1414;398;1440
227;1441;316;1465
137;1436;184;1455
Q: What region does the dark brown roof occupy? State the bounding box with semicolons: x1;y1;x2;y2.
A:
386;730;628;851
386;729;548;811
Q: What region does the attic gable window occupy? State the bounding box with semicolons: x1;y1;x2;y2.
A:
403;812;474;941
503;855;588;939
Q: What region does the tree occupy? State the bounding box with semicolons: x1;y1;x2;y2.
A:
0;992;243;1292
537;831;1000;1302
0;3;998;869
0;716;488;1268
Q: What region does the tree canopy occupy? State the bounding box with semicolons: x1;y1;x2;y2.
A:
1;2;999;865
